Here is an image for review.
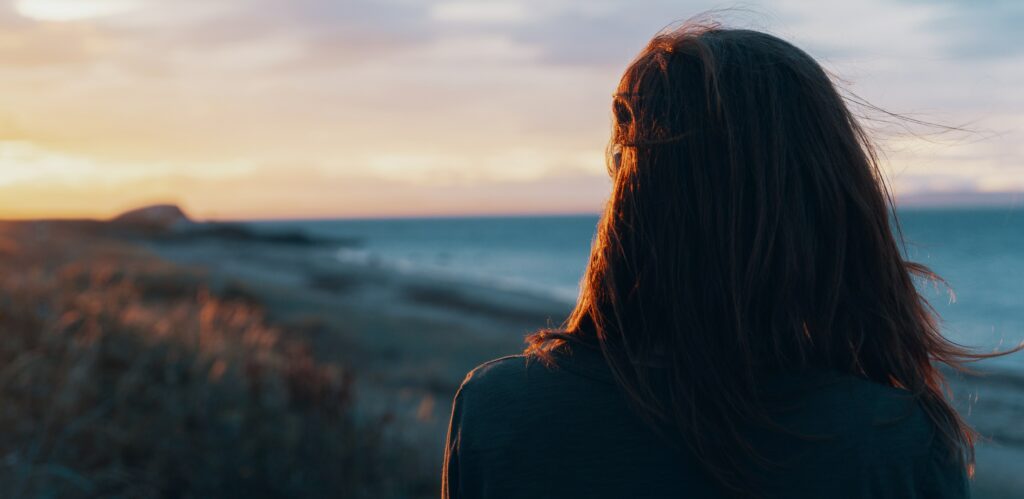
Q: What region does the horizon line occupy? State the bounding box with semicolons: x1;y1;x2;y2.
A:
5;203;1024;224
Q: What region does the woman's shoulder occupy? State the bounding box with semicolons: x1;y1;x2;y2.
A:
451;354;585;449
457;347;613;398
457;353;571;400
459;354;531;387
455;354;534;399
454;347;624;424
761;371;967;496
454;355;542;414
763;369;942;458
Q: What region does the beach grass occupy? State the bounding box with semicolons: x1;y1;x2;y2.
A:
0;222;435;498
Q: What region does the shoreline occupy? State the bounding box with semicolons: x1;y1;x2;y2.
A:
140;227;569;464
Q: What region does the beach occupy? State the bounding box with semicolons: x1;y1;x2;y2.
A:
0;215;1020;497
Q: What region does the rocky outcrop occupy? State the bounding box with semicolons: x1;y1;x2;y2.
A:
110;204;193;232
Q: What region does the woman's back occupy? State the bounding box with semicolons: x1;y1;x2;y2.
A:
443;346;967;498
440;22;1015;497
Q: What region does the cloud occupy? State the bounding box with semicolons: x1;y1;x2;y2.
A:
14;0;146;21
364;147;604;184
903;0;1024;59
0;140;97;186
430;2;530;23
0;0;1020;218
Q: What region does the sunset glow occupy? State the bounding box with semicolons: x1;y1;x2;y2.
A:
0;0;1021;220
14;0;144;21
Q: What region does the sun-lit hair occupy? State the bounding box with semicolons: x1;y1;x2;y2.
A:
527;23;1018;496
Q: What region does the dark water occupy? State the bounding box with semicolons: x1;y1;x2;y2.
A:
898;209;1024;370
255;208;1024;371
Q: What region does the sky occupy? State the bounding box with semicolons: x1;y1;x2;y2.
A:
0;0;1021;220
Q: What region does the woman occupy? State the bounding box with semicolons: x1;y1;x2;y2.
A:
443;23;1012;498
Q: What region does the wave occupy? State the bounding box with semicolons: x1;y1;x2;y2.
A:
333;247;580;306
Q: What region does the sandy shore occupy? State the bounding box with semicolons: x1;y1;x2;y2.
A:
4;218;1020;496
143;233;572;470
947;367;1024;495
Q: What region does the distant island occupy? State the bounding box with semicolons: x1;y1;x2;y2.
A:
897;190;1024;208
102;203;356;247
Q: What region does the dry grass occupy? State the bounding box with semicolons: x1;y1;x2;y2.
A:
0;224;434;498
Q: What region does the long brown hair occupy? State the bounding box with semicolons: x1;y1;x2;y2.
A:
527;23;1018;495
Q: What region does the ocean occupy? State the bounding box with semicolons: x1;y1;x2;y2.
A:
254;208;1024;372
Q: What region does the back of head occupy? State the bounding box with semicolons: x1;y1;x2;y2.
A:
528;22;985;496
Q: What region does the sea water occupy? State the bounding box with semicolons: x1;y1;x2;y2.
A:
254;208;1024;372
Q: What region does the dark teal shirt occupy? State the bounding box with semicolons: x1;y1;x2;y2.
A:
443;346;968;498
